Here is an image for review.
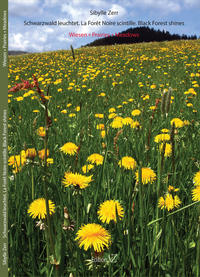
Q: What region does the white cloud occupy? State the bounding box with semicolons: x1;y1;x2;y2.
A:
44;27;54;33
109;4;126;17
133;0;181;13
9;25;76;52
9;33;29;51
165;1;180;12
132;0;200;13
184;0;200;6
61;4;89;18
58;35;73;42
9;0;39;4
43;0;63;8
65;0;108;7
9;0;43;16
9;31;48;51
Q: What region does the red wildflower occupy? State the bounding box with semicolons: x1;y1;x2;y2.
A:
33;75;46;104
8;80;34;93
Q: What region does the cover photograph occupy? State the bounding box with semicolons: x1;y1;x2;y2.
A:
1;0;200;276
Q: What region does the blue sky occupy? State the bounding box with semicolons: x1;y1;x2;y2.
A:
9;0;200;52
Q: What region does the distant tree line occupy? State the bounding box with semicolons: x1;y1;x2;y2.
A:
8;51;29;56
83;27;197;47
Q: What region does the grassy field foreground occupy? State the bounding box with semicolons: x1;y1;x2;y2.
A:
8;40;200;276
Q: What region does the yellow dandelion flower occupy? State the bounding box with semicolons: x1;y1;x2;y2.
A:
123;117;133;126
47;158;54;165
165;194;174;211
170;118;184;128
54;79;62;85
44;96;51;100
38;149;49;160
110;117;123;129
159;143;172;157
23;90;35;97
158;196;165;209
118;156;137;170
60;142;78;156
109;108;116;113
82;164;94;174
135;167;156;184
174;195;181;208
193;171;200;186
87;153;104;165
8;152;26;173
97;200;124;224
154;134;170;143
27;198;55;219
98;92;106;97
130;120;140;129
61;109;67;114
150;84;156;89
20;150;26;158
108;113;117;119
192;186;200;201
168;185;179;192
15;96;24;101
101;130;106;138
69;113;76;117
183;120;190;126
96;124;105;130
187;88;197;95
95;114;104;119
75;223;111;252
25;148;37;159
37;127;46;137
143;95;149;100
131;109;141;116
161;129;169;133
62;172;93;189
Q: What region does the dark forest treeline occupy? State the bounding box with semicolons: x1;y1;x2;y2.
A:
83;27;197;47
8;51;29;56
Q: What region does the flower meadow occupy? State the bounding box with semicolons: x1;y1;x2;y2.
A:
8;40;200;276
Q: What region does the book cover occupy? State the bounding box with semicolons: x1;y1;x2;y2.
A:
1;0;200;276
